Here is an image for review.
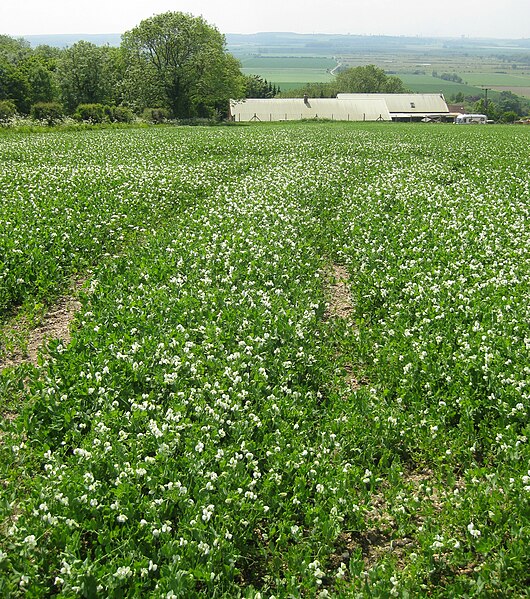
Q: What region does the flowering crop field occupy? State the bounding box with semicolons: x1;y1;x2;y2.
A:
1;123;530;597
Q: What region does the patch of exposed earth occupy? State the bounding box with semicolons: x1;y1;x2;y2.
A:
324;263;368;390
0;284;83;371
324;264;354;321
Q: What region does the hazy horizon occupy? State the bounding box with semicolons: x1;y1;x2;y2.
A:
3;0;530;40
17;31;530;42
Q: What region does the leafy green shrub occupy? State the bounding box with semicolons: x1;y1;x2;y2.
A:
110;105;135;123
0;99;16;121
30;102;64;124
74;103;106;123
142;107;170;123
501;110;518;123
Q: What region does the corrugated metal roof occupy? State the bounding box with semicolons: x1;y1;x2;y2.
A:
229;98;391;122
337;93;449;114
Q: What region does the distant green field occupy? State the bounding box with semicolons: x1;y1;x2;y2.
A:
457;72;530;97
240;56;336;89
495;87;530;98
398;75;484;98
241;68;333;85
235;39;530;100
240;57;336;69
462;72;530;86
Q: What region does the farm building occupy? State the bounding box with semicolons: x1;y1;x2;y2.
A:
229;97;391;122
337;93;451;121
229;93;451;122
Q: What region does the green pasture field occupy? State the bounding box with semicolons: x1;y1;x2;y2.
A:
1;122;530;597
460;73;530;98
241;67;334;84
236;38;530;99
240;56;335;86
239;57;336;70
398;74;484;97
399;73;530;101
492;86;530;99
239;58;530;99
463;72;530;86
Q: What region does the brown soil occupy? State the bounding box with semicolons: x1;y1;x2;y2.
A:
0;285;83;371
331;529;415;571
324;264;354;321
323;263;368;391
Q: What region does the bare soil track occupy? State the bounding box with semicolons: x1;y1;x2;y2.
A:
0;284;83;371
324;263;368;390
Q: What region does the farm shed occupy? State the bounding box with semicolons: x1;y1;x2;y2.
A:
229;97;391;122
337;93;451;121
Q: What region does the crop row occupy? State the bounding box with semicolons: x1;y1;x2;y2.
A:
1;123;530;597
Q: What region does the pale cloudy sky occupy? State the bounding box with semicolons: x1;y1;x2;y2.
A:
3;0;529;39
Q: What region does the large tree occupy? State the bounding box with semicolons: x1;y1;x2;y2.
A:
279;64;407;98
0;35;33;112
497;90;524;116
0;34;31;65
18;54;58;105
0;59;30;112
334;64;407;94
121;12;244;118
57;41;116;111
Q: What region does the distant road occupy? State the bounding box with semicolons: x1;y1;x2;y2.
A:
330;60;342;76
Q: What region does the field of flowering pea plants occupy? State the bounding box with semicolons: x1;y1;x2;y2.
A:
1;122;530;597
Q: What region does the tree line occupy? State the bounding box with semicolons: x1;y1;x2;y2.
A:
1;12;418;124
3;10;529;126
0;13;250;123
448;90;529;123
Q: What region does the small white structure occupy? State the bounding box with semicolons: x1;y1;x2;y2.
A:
455;113;488;125
229;97;391;122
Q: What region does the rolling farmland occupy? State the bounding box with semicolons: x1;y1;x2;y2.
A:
239;57;335;91
227;33;530;99
1;123;530;597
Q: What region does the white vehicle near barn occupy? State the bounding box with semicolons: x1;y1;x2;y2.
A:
455;113;488;124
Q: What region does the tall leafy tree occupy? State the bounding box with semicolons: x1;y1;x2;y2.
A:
57;41;115;111
18;54;58;105
279;65;406;98
0;35;33;112
334;65;407;93
0;60;30;112
0;35;31;65
497;90;523;116
121;12;244;118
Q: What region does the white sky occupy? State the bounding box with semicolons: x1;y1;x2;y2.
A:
3;0;530;39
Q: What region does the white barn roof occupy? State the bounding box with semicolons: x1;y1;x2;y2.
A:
337;93;449;114
230;98;391;122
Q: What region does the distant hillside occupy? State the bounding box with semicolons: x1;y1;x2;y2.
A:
22;31;530;51
226;32;530;56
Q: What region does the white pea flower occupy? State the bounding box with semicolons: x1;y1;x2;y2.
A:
467;522;481;538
